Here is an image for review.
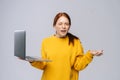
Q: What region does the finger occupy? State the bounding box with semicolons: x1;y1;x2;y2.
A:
97;50;103;53
97;53;103;56
18;57;24;60
96;52;103;56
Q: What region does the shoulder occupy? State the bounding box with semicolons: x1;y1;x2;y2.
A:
74;38;82;44
42;35;54;43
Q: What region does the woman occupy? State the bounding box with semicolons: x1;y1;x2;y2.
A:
30;12;103;80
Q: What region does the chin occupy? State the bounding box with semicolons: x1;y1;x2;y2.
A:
60;34;67;37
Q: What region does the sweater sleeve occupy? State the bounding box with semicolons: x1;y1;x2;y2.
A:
73;40;93;71
30;39;47;70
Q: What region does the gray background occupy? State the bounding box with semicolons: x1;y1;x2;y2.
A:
0;0;120;80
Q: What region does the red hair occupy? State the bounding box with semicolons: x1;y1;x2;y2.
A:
53;12;71;26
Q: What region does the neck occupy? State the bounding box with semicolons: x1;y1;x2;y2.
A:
54;34;67;38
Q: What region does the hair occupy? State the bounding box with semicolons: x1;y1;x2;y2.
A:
53;12;79;46
53;12;71;26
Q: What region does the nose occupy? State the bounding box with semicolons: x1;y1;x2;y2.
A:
62;24;66;29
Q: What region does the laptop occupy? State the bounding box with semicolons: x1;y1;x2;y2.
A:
14;30;51;62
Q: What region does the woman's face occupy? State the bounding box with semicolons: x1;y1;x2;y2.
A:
54;16;70;37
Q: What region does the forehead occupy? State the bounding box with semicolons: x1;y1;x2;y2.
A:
57;16;69;22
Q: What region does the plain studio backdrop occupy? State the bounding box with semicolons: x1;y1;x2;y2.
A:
0;0;120;80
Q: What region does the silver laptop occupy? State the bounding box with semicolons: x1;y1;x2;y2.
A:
14;30;51;62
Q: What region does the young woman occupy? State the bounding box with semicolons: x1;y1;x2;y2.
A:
30;12;103;80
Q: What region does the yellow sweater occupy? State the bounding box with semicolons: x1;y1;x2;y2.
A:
30;35;93;80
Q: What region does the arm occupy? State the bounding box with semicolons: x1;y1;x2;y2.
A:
73;40;93;71
73;51;93;71
73;40;103;71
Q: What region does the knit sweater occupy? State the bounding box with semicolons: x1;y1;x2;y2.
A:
30;35;93;80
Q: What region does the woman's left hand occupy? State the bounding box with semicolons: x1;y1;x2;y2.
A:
89;50;103;56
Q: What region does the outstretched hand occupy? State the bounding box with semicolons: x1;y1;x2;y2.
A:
89;50;103;56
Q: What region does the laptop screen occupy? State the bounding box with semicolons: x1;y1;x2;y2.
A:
14;30;26;59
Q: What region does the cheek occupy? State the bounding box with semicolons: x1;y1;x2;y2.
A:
54;26;60;31
67;26;70;30
55;24;61;28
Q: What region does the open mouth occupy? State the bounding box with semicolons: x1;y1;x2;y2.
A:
61;30;67;33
